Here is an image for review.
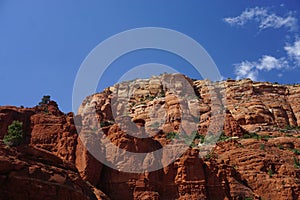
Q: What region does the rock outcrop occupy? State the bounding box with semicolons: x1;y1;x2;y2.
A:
0;142;103;200
0;74;300;200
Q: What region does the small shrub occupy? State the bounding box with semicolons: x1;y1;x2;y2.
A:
243;132;273;140
131;101;136;106
277;144;284;150
260;135;274;140
243;132;260;140
181;131;204;148
158;91;165;98
286;125;296;130
293;157;300;168
38;95;51;113
145;94;155;101
280;129;287;133
268;169;274;177
280;125;300;133
3;121;23;146
44;108;49;114
217;132;230;142
292;148;300;155
189;142;197;148
204;152;218;160
235;143;244;148
166;132;178;140
260;143;265;150
194;132;205;144
39;95;51;106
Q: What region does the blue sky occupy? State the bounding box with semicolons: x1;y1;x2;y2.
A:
0;0;299;112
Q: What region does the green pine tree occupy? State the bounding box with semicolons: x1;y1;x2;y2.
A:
39;95;51;106
3;121;24;146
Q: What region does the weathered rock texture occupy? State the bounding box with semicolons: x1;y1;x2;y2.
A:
0;74;300;200
0;142;102;200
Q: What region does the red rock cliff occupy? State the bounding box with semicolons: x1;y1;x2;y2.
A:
0;75;299;200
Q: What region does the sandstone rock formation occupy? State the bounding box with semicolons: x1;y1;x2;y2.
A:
0;74;300;200
0;142;103;200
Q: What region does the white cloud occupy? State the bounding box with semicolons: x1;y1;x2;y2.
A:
284;38;300;65
235;55;289;81
256;55;289;70
224;7;298;31
235;61;258;81
225;7;299;80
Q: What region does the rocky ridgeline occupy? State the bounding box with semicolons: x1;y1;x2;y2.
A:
0;74;300;200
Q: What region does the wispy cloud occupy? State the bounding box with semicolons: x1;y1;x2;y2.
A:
235;61;258;81
257;55;289;70
225;7;299;81
235;55;289;81
224;7;298;32
285;38;300;65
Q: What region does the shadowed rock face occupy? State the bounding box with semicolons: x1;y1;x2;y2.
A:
0;143;104;200
0;75;300;200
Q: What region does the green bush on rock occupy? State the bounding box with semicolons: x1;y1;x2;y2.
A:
3;120;24;146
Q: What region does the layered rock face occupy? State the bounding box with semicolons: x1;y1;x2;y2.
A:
0;74;300;200
0;142;101;200
0;102;109;200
